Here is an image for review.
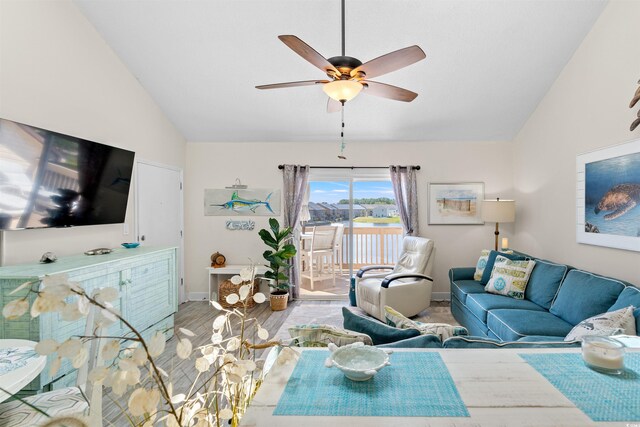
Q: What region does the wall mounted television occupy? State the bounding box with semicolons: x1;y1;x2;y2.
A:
0;118;135;230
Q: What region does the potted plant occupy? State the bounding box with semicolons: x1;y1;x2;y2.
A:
259;218;296;311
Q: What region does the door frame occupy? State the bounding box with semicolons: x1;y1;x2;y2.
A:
302;168;393;300
134;159;186;304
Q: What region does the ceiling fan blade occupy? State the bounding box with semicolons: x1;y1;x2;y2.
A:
351;45;426;79
256;80;329;90
327;98;342;113
278;35;339;76
361;81;418;102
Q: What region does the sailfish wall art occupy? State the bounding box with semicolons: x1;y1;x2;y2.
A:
204;189;281;216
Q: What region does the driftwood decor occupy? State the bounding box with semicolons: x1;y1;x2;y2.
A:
630;79;640;131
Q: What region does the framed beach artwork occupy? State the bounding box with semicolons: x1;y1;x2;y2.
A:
428;182;484;225
204;188;281;216
576;138;640;252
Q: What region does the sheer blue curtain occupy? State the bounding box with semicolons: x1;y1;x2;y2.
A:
389;165;419;236
282;164;310;299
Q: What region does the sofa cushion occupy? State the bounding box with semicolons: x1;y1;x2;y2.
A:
608;286;640;332
487;309;574;341
609;286;640;310
517;335;569;342
480;250;525;285
342;307;420;345
451;279;485;305
443;336;580;349
564;306;636;341
550;270;627;326
377;334;442;349
451;297;489;337
485;257;536;299
466;293;546;323
525;259;570;309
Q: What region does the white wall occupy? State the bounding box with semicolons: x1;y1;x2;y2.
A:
513;0;640;284
0;0;186;265
185;141;514;299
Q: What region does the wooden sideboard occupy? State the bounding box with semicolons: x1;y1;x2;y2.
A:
0;246;178;394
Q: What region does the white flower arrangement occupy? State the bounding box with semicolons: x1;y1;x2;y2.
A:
2;265;296;426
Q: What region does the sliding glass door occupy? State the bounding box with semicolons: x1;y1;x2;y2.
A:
299;170;403;299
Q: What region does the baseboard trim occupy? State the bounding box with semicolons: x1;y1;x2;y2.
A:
189;292;209;301
431;292;451;301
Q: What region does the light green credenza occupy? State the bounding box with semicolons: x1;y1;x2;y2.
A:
0;246;178;394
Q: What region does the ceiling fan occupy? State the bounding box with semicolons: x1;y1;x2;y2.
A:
256;0;426;112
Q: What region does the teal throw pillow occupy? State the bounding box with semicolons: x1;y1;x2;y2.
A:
480;250;525;285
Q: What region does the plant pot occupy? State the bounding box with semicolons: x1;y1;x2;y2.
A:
270;292;289;311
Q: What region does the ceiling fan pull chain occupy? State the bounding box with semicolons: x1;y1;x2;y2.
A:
339;102;346;159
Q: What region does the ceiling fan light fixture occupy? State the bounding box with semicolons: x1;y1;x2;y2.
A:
322;80;362;102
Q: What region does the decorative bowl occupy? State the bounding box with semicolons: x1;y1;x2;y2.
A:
121;242;140;249
325;342;391;381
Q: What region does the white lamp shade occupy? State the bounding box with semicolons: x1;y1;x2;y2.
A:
482;199;515;223
322;80;363;102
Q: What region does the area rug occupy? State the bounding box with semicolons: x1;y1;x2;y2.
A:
274;302;456;341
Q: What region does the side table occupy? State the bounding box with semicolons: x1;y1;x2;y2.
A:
206;265;269;302
0;339;46;402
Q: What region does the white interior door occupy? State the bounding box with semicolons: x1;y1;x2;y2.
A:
135;160;185;303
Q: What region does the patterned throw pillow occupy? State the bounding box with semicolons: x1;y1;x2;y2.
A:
413;321;469;341
383;306;468;341
383;305;418;329
485;256;536;299
474;250;491;281
564;306;637;342
474;249;514;281
288;324;373;347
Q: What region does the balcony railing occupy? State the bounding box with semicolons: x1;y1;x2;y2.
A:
301;225;403;274
344;226;404;269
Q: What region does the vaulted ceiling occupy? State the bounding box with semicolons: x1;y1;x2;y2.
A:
74;0;607;142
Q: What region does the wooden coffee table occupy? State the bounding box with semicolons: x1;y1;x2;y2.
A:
240;347;638;426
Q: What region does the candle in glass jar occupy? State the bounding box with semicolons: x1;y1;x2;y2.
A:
582;340;624;370
501;237;509;250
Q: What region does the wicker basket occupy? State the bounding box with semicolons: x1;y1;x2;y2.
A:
218;279;258;309
269;292;289;311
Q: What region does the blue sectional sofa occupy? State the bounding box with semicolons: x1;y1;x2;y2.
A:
450;256;640;342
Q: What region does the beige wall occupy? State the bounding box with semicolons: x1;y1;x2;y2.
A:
185;141;514;299
513;0;640;284
0;0;186;265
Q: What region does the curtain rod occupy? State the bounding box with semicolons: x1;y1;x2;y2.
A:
277;165;420;170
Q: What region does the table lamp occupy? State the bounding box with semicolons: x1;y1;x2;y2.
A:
482;198;515;251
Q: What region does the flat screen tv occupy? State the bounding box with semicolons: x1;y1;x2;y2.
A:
0;118;135;230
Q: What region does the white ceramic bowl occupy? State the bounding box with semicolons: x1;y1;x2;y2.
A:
325;342;391;381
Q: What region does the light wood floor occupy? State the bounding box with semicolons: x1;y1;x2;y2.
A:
103;300;348;425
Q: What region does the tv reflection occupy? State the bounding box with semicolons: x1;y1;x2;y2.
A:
0;118;134;230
